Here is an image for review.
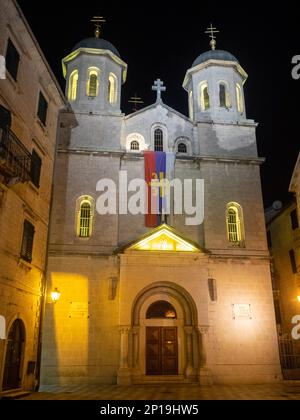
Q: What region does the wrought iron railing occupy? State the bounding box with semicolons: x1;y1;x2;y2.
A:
278;338;300;370
0;127;31;183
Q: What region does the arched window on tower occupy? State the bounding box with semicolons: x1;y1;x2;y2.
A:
68;70;78;102
199;82;210;111
226;202;245;246
219;82;231;108
154;128;164;151
87;68;100;97
236;83;243;113
130;141;140;151
108;73;117;105
76;197;94;238
178;143;187;154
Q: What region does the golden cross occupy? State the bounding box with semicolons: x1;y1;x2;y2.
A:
128;93;144;112
205;23;219;50
91;16;106;38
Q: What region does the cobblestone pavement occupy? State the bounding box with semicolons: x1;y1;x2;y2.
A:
21;383;300;400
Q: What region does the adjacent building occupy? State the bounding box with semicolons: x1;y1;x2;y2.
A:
0;0;66;395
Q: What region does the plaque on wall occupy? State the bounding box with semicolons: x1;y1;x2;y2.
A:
68;302;90;319
232;304;252;320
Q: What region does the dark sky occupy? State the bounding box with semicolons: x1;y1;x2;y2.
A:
17;0;300;208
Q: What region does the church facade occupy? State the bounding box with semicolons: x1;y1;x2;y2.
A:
41;31;282;385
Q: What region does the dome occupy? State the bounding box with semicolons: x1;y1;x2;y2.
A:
192;49;238;68
72;37;121;58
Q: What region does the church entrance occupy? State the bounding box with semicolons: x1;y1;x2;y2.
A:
2;319;25;391
146;327;178;375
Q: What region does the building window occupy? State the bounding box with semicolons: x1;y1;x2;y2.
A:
226;203;244;245
289;249;297;274
6;39;20;81
154;128;163;151
21;220;35;263
130;141;139;151
219;82;230;108
108;73;117;104
199;82;210;111
37;92;48;126
267;230;272;249
68;70;78;102
208;278;217;302
30;150;42;188
274;299;282;325
236;83;243;113
77;197;94;238
178;143;187;153
87;68;99;97
291;209;299;230
189;91;194;119
146;301;177;319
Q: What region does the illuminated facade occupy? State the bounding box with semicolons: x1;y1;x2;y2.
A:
41;30;282;386
0;0;66;395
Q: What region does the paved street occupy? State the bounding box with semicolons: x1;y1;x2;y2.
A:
21;383;300;400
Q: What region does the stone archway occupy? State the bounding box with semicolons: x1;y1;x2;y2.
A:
130;282;199;383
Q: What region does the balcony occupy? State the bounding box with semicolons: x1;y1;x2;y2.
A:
0;128;31;184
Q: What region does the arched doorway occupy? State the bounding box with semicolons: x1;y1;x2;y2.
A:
131;282;199;382
2;319;25;390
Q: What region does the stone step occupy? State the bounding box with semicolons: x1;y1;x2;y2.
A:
1;390;31;400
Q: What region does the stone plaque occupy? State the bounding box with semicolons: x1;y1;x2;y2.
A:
232;304;252;320
69;302;89;319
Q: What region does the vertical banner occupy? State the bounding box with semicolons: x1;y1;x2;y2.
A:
144;152;175;228
144;151;158;227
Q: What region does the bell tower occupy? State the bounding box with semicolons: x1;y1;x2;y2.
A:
62;17;127;115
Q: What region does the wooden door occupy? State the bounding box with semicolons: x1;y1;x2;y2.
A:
146;327;178;375
2;320;25;390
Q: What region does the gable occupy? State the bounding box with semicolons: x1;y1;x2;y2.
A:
121;224;203;253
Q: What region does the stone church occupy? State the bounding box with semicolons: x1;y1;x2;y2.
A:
41;28;282;386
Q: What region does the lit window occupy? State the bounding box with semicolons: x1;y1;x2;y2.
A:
219;82;231;108
189;91;194;119
77;198;94;238
87;68;99;97
108;73;117;104
154;128;163;151
130;141;139;151
226;203;244;245
146;301;177;319
236;83;243;113
199;82;210;111
178;143;187;153
68;70;78;102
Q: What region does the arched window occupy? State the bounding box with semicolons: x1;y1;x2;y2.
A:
108;73;117;104
77;197;94;238
199;82;210;111
189;91;194;119
87;68;99;97
154;128;163;151
68;70;78;102
236;83;243;113
219;82;230;108
130;141;140;151
146;301;177;319
178;143;187;153
226;203;244;245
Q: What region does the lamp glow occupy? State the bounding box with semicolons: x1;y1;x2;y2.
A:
51;288;61;303
297;296;300;303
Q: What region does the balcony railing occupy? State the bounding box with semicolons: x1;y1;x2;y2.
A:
0;127;31;183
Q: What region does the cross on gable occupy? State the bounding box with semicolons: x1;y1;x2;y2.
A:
152;79;166;102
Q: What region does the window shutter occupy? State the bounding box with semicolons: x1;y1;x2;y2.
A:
30;150;42;188
291;209;299;231
6;39;20;81
21;220;35;263
37;92;48;126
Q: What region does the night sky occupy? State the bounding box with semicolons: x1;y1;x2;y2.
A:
17;0;300;208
